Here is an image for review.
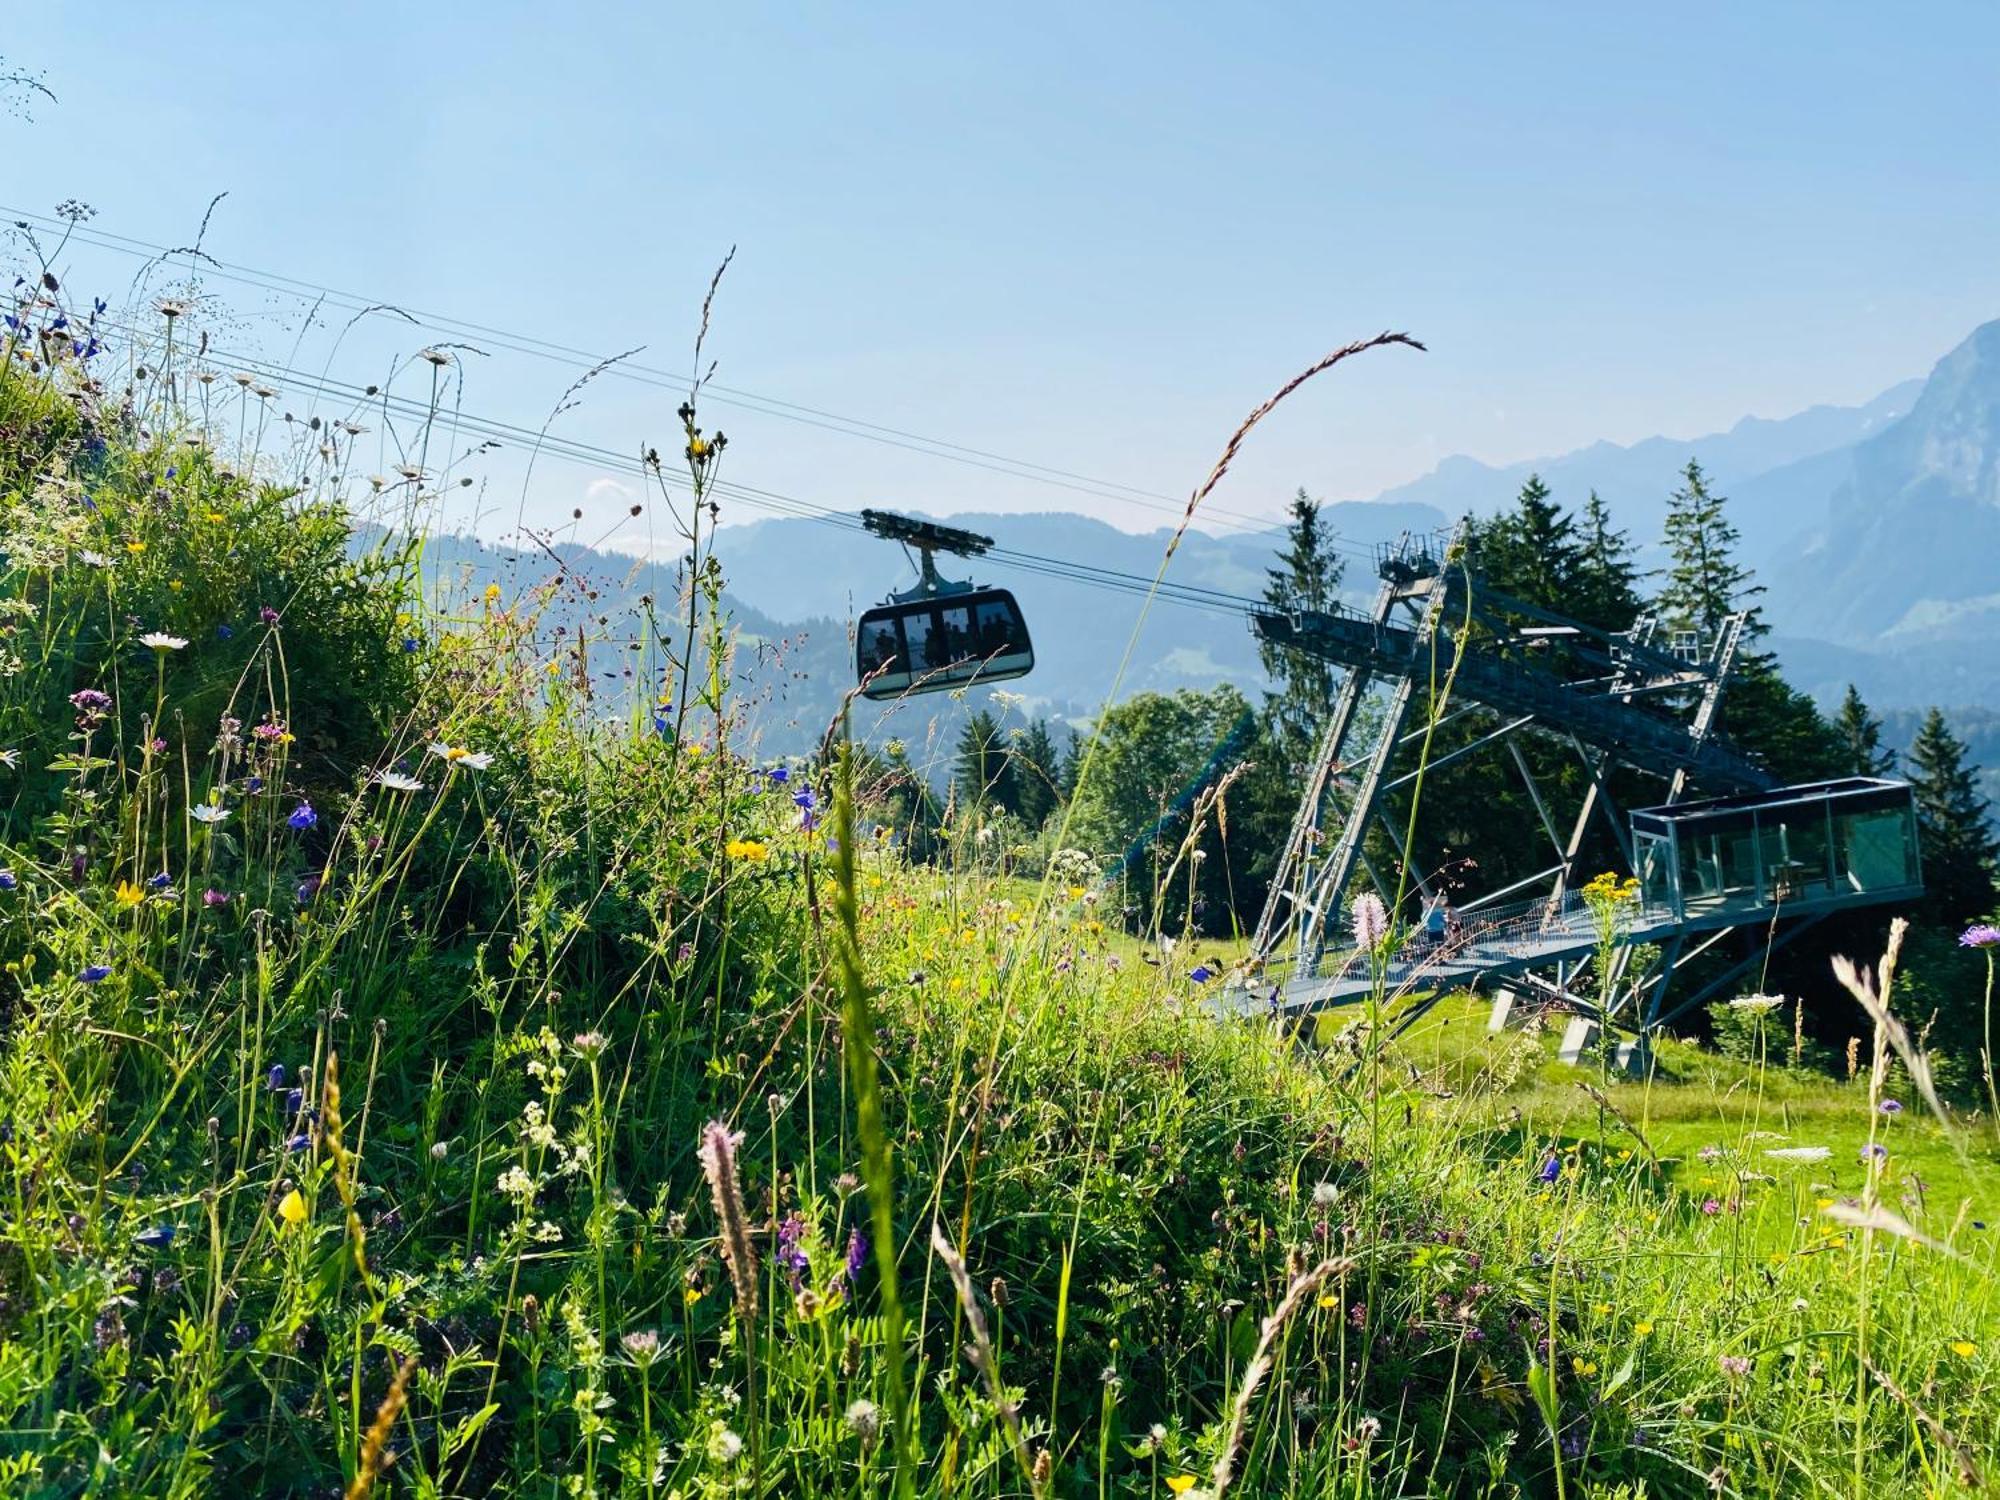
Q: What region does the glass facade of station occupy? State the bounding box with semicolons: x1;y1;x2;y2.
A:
1630;777;1921;922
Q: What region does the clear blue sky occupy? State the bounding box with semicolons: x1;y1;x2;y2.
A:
6;3;1997;542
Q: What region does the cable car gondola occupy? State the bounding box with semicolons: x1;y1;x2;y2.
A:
854;509;1035;700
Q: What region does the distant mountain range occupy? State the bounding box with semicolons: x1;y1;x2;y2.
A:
404;316;2000;765
704;317;2000;714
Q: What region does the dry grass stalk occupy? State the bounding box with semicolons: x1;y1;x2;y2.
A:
1865;1358;1982;1489
1832;919;1952;1130
1819;1200;1962;1259
1168;332;1424;558
1211;1256;1347;1497
322;1052;370;1287
698;1119;758;1322
930;1222;1042;1500
344;1353;416;1500
1573;1079;1660;1165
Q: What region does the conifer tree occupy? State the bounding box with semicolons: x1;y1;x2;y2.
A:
1475;473;1585;609
955;709;1018;815
1574;489;1643;631
1258;489;1345;763
1658;459;1764;638
1651;459;1838;781
1834;684;1897;778
1906;707;2000;924
1010;718;1063;829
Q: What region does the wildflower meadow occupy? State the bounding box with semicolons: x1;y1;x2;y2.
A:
0;261;1996;1500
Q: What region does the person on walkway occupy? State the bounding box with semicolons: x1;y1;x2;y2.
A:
1424;894;1448;949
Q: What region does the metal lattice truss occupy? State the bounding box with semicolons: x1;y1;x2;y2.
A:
1243;523;1769;1029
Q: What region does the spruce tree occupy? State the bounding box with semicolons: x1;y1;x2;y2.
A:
955;709;1018;815
1258;489;1345;763
1651;460;1838;781
1476;473;1585;610
1834;684;1897;778
1010;718;1063;829
1906;707;2000;924
1658;459;1764;638
1574;489;1643;631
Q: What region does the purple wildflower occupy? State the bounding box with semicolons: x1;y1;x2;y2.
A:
216;624;233;640
259;605;280;625
79;964;112;984
1700;1197;1722;1216
767;766;789;784
70;688;111;729
147;871;171;890
133;1225;176;1249
284;1088;304;1117
775;1213;810;1287
202;888;230;908
845;1228;867;1285
266;1064;285;1091
1961;925;2000;950
286;1133;312;1153
287;801;316;831
295;876;321;904
0;870;15;891
1860;1142;1889;1161
1879;1099;1903;1116
1188;965;1215;984
1538;1155;1562;1184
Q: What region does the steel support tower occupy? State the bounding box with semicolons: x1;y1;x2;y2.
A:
1241;524;1776;1032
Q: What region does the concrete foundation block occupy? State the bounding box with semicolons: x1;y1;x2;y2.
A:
1615;1037;1653;1076
1557;1015;1600;1065
1487;987;1521;1032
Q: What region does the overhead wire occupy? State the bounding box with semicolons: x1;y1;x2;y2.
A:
77;308;1268;622
4;205;1389;563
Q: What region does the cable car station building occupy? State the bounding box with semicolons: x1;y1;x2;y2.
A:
1235;527;1925;1048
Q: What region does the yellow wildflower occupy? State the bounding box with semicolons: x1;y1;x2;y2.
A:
1952;1340;1977;1357
1634;1320;1653;1337
125;540;147;554
684;1286;703;1306
113;879;146;909
277;1189;308;1227
1166;1479;1197;1497
1571;1356;1598;1376
725;838;769;863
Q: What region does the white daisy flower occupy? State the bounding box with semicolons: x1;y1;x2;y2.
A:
1763;1146;1832;1163
190;802;230;825
427;743;493;771
373;770;426;793
139;632;189;652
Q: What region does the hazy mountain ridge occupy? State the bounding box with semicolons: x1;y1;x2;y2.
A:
389;317;2000;759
